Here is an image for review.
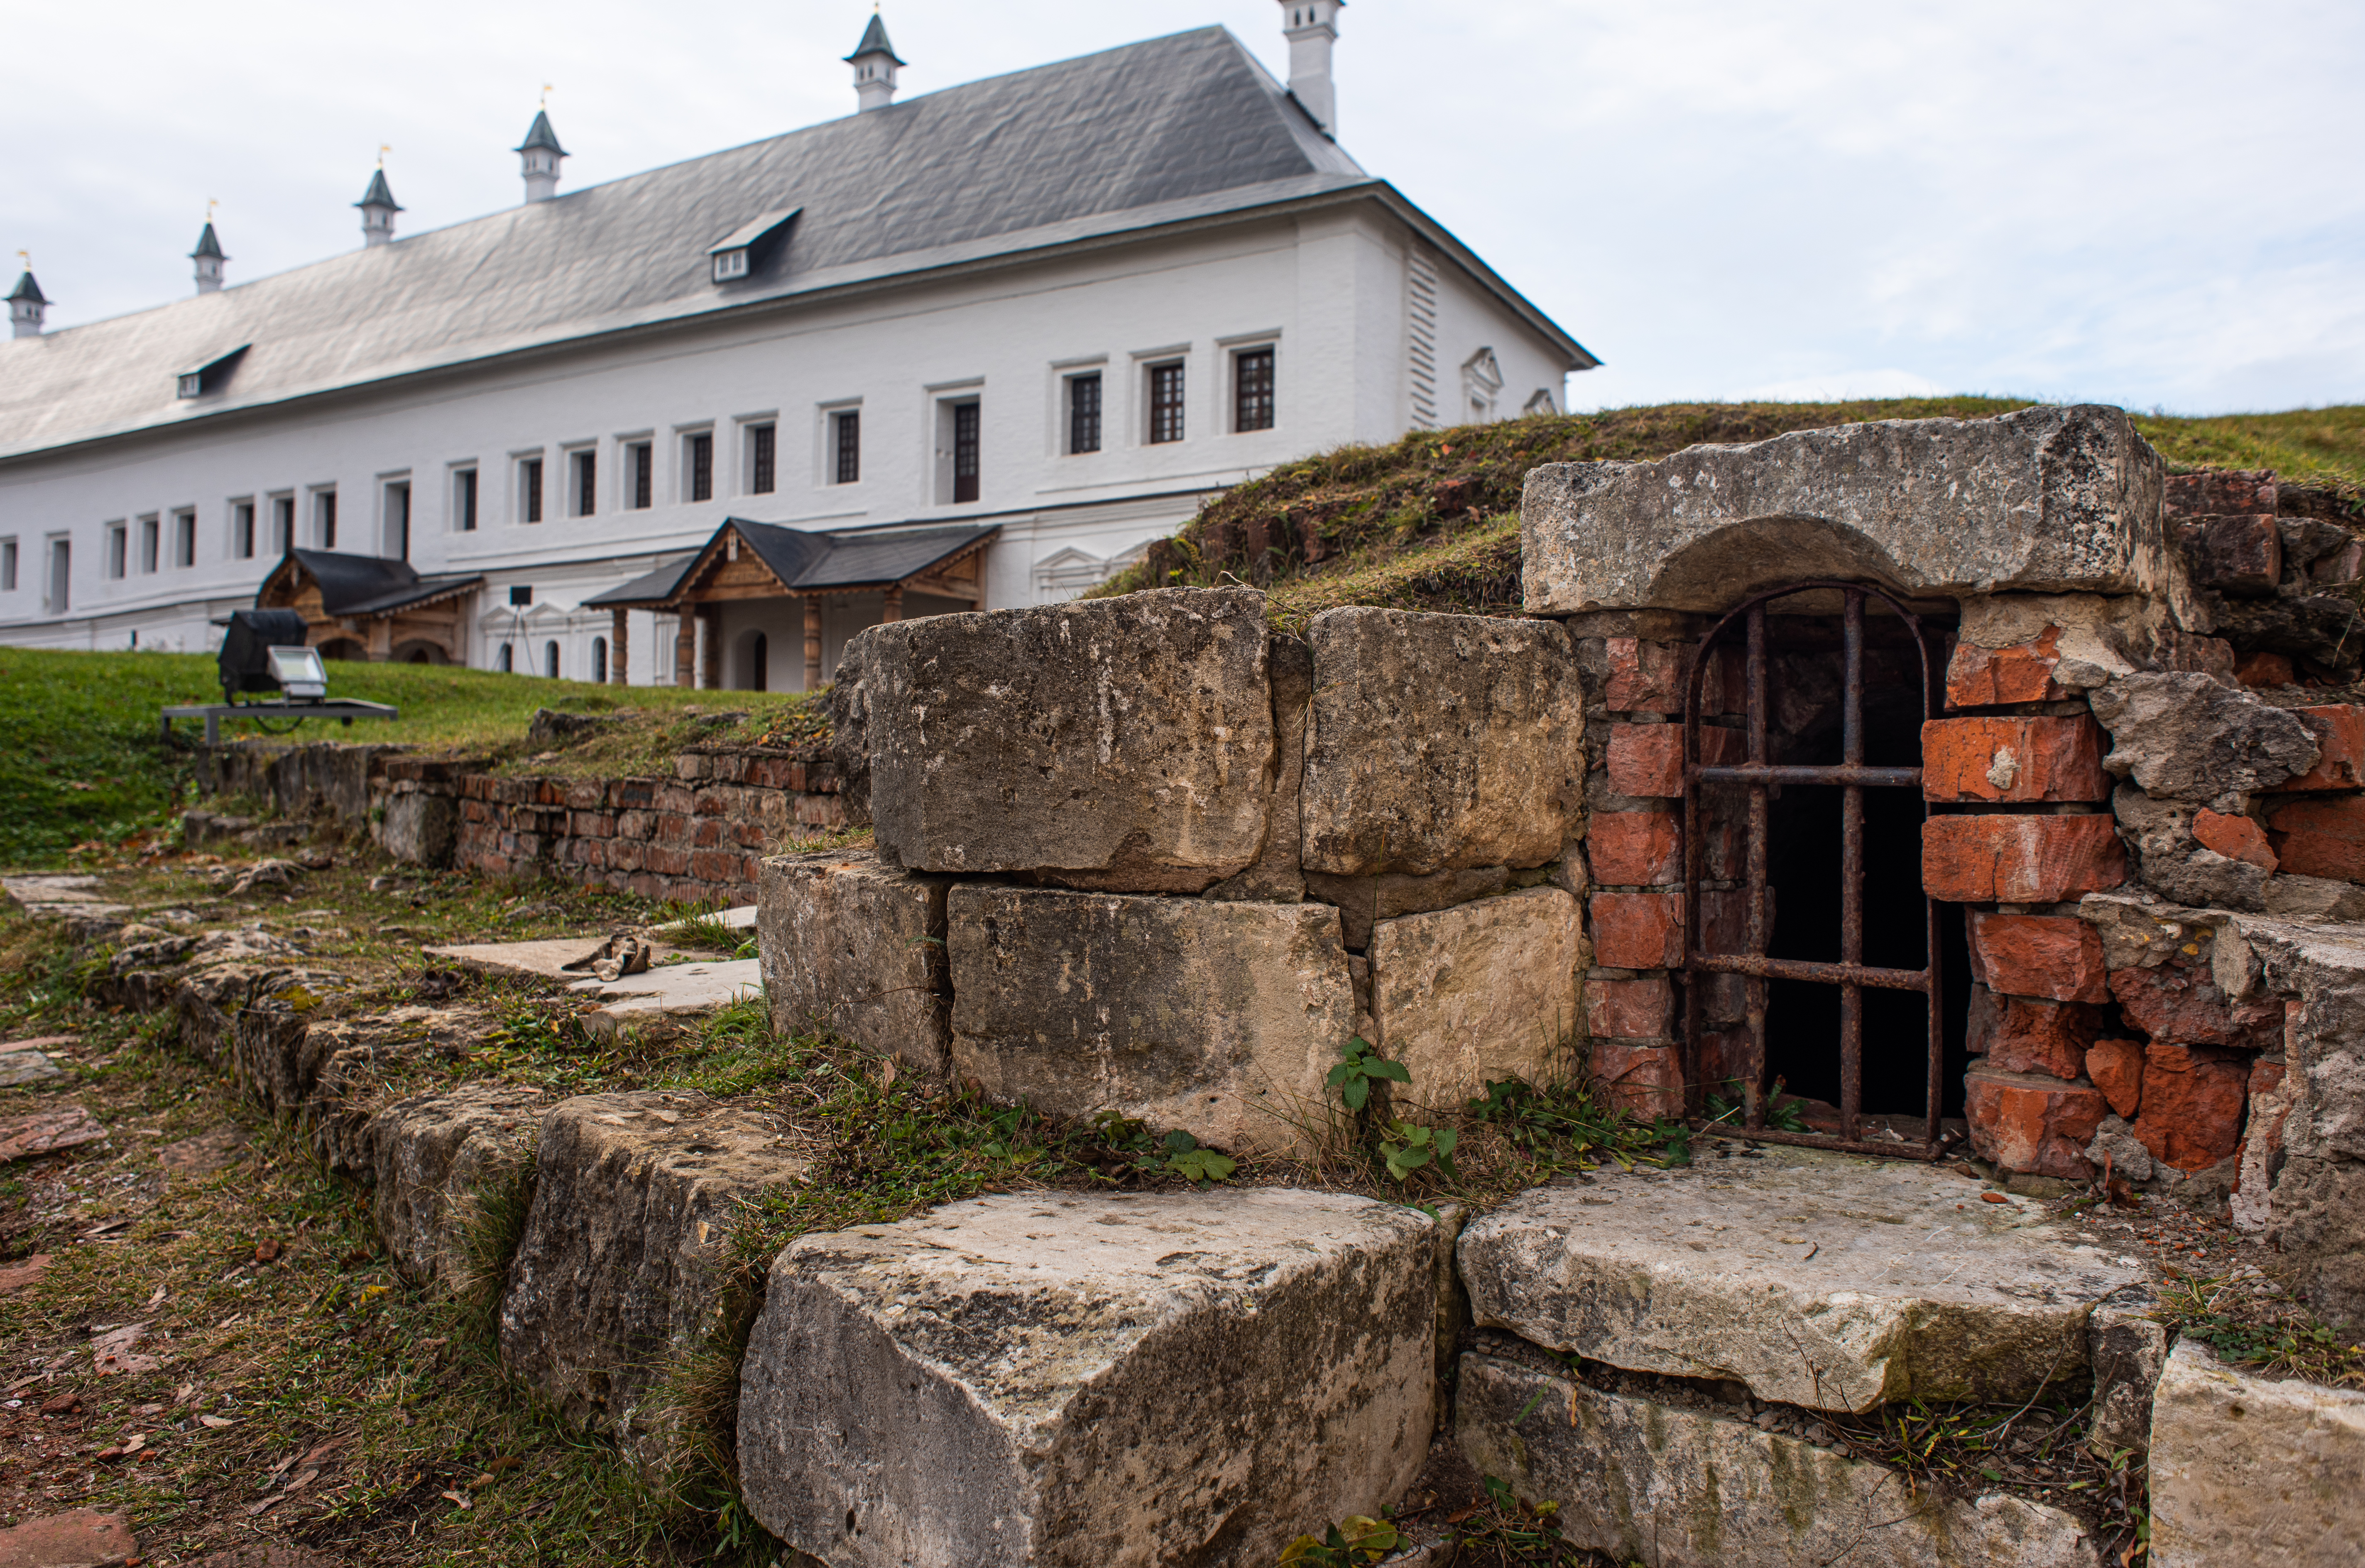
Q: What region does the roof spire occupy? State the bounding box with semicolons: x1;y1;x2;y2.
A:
9;250;47;338
356;151;403;248
191;200;228;294
516;91;569;204
846;7;906;113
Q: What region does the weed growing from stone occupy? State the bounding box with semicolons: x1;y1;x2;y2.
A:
2155;1268;2365;1388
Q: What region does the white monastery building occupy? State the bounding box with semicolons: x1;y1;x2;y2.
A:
0;5;1593;690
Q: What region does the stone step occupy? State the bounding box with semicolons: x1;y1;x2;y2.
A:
1459;1145;2149;1414
2148;1339;2365;1567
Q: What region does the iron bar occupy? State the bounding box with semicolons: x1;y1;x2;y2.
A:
1744;604;1770;1133
1687;952;1929;992
1693;765;1922;787
1840;588;1866;1139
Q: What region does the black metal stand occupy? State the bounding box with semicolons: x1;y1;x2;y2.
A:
161;700;400;746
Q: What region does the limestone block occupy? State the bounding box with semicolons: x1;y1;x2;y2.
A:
1457;1149;2143;1414
736;1190;1442;1568
497;1091;810;1464
2086;1286;2165;1460
1522;404;2179;619
1205;634;1313;903
757;849;950;1077
1366;887;1581;1108
363;1081;545;1287
1456;1353;2101;1568
2088;672;2319;802
1300;608;1582;877
2148;1339;2365;1568
846;587;1274;887
376;790;458;867
1304;866;1509;951
946;887;1354;1155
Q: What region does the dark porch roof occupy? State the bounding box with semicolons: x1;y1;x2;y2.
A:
585;520;999;608
264;548;485;618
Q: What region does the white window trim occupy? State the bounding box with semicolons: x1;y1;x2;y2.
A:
674;424;716;505
171;508;198;570
376;471;413;557
446;462;481;534
44;532;71;614
735;413;781;497
926;382;985;507
1046;356;1110;458
509;450;546;526
0;535;17;595
307;486;339;549
225;496;257;561
613;433;654;512
813;399;863;489
1220;334;1283;435
558;443;600;520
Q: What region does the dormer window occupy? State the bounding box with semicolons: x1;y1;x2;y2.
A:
705;208;801;287
712;249;750;284
177;373;203;399
174;343;250;401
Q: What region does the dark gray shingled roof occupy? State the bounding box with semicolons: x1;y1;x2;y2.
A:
0;27;1587;465
189;223;226;261
269;548;482;617
585;521;999;606
514;110;568;156
355;169;403;211
7;271;45;305
846;15;906;66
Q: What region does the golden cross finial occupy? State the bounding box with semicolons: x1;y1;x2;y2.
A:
15;250;27;271
206;197;219;222
377;144;392;167
540;83;553;108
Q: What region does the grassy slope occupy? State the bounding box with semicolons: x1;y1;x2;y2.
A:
0;651;822;868
1085;399;2365;629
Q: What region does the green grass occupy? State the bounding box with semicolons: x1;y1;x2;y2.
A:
1087;398;2365;630
0;649;826;868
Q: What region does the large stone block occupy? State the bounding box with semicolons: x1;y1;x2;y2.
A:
1366;887;1581;1108
1457;1354;2101;1568
2148;1340;2365;1568
1303;866;1509;951
1923;814;2128;903
1522;404;2179;616
757;849;951;1077
2088;672;2319;802
736;1191;1442;1568
1457;1149;2141;1414
364;1082;544;1288
843;587;1274;887
945;887;1354;1155
1203;634;1314;903
1300;607;1582;876
497;1091;810;1465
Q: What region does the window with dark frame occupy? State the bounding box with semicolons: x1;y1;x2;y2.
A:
749;423;776;494
952;402;980;503
49;539;69;613
273;495;295;553
107;525;126;580
2;538;16;592
1069;373;1102;454
833;411;861;484
688;433;714;502
1235;347;1275;432
1148;362;1185;444
234;501;255;559
629;444;652;509
317;491;338;548
522;459;544;524
174;510;196;568
592;637;608;684
140;516;159;573
457;469;479;532
387;484;410;560
572;450;597;517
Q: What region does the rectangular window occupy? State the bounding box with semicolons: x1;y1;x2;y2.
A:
173;509;196;568
1;538;16;592
315;489;338;548
107;523;127;580
687;432;713;502
455;468;479;532
749;423;776;494
1235;347;1276;432
1068;374;1102;454
1148;362;1185;444
571;450;596;517
233;500;256;559
952;402;980;504
138;515;159;574
521;459;544;524
386;482;411;559
628;443;653;509
833;411;861;484
272;494;295;553
48;539;69;613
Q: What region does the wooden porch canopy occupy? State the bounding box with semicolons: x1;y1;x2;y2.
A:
256;548;484;663
585;518;999;688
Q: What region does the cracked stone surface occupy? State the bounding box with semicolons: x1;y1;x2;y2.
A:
1457;1147;2148;1413
364;1081;547;1287
757;849;950;1078
737;1189;1443;1568
2147;1340;2365;1567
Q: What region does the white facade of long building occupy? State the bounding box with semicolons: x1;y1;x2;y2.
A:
0;14;1591;689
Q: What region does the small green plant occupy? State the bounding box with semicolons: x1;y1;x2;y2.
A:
1155;1129;1237;1187
1378;1120;1459;1185
1327;1036;1408;1111
1704;1076;1810;1133
1278;1515;1399;1566
1082;1111;1236;1186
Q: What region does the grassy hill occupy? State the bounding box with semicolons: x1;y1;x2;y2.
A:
1086;399;2365;629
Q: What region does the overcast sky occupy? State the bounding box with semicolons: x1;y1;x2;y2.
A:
5;1;2358;415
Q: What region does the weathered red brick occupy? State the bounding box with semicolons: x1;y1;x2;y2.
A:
1946;628;2069;709
1922;814;2128;903
1968;913;2109;1003
2176;514;2282;594
1605;724;1745;797
1586;976;1674;1040
2270;705;2365;792
1590;1042;1683;1120
1590;892;1684;970
1588;812;1682;886
2108;960;2282;1050
1964;1065;2106;1180
2191;808;2277;870
2164;469;2276;516
2234;651;2295;689
2086;1037;2145;1119
1604;638;1688;713
2267;793;2365;880
1921;716;2110;803
1968;992;2105;1080
2132;1042;2250;1174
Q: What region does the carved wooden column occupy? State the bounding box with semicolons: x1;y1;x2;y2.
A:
881;585;904;623
804;594;825;691
673;612;696;688
610;607;629;686
699;605;722;690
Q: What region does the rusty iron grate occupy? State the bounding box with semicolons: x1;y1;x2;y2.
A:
1680;580;1945;1159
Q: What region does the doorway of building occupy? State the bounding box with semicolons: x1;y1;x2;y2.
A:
1682;582;1970;1155
739;631;769;692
